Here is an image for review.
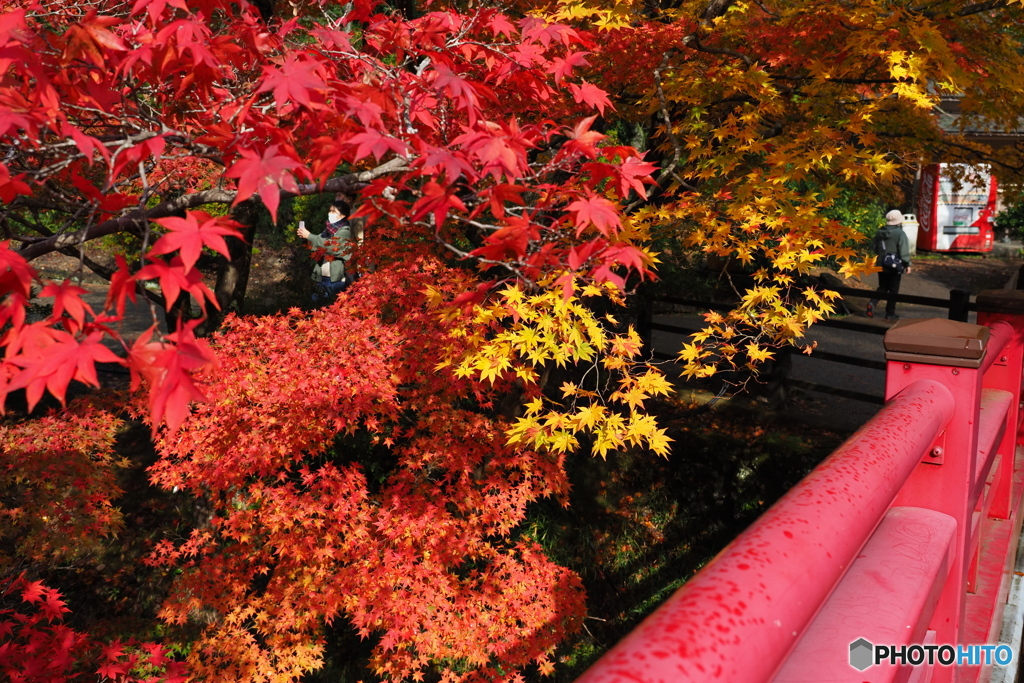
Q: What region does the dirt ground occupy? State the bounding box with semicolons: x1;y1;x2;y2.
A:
27;233;311;316
896;253;1022;294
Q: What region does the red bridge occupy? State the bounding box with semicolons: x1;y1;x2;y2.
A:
579;289;1024;683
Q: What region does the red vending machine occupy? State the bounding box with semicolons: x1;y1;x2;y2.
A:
916;163;997;252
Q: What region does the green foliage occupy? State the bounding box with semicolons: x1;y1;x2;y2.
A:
601;119;648;152
821;190;887;241
995;202;1024;241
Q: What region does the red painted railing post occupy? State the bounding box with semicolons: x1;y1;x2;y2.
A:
976;290;1024;520
882;319;992;683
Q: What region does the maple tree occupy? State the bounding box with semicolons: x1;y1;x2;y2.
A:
144;261;594;682
0;0;660;423
548;0;1024;378
0;398;189;682
0;0;662;679
6;0;1024;680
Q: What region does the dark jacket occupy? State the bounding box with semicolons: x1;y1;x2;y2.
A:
306;220;354;283
874;224;911;270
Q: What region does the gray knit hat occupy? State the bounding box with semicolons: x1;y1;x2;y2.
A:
885;209;904;225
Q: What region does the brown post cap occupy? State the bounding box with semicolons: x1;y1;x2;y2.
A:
976;289;1024;315
883;318;990;368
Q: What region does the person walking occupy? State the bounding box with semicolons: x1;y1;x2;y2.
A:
867;209;912;321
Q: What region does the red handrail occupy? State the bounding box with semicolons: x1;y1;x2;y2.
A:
578;308;1024;683
576;380;954;683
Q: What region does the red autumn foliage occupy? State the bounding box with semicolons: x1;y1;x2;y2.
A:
0;575;188;683
0;0;657;679
1;0;654;429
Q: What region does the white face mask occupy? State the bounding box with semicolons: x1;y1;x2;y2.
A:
328;211;342;223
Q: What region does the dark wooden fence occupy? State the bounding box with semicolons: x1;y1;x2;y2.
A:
639;284;976;407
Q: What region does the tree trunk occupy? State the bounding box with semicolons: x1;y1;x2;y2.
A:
205;200;258;332
165;292;196;331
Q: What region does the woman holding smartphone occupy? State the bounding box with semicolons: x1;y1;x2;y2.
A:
297;201;356;302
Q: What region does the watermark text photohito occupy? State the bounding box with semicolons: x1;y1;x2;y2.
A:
849;638;1014;671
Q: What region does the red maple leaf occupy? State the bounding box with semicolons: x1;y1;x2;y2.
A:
520;16;580;47
153;18;218;70
61;123;111;166
584;155;658;200
39;279;93;330
96;660;130;679
568;81;613;115
0;8;28;48
0;166;31;203
20;579;46;604
39;589;70;621
99;640;127;662
224;145;303;221
550;51;590;84
0;240;36;299
470;215;537;262
130;0;189;24
129;320;216;433
60;10;127;68
488;13;516;39
105;254;137;318
567;191;621;237
308;26;353;51
136;256;220;311
110;135;167;179
613;155;658;199
590;263;626;289
561;115;605;160
140;642;170;667
452;280;494;310
600;243;649;275
567;239;603;271
421;146;476;182
411;181;466;229
433;66;484;123
7;330;123;410
256;53;327;114
483;183;526;219
149;210;244;273
348;128;410;163
452;122;530;180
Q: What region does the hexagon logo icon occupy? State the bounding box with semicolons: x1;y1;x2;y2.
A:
850;638;874;671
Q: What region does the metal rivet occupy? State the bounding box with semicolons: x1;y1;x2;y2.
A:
952;369;960;375
904;363;911;370
1002;357;1008;363
930;447;943;458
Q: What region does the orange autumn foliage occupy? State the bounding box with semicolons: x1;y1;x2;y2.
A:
145;261;585;682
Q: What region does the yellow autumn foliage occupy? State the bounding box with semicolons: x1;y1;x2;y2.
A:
433;278;673;458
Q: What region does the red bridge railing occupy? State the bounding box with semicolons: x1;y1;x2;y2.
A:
578;289;1024;683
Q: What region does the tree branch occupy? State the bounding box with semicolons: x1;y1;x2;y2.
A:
702;0;737;21
933;0;1010;18
653;52;686;185
53;246;168;310
684;34;753;67
17;159;409;261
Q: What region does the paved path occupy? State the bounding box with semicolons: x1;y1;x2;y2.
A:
26;278;167;360
650;259;1016;433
